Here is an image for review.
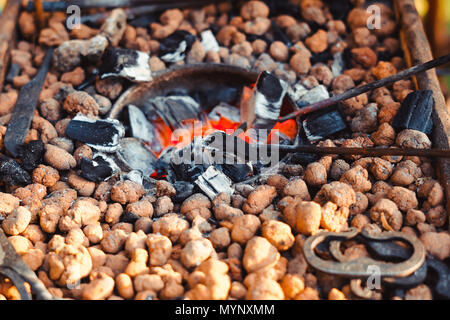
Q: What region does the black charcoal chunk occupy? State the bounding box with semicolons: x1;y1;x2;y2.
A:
289;152;320;166
80;153;117;182
310;48;333;65
191;86;239;109
127;104;156;143
221;163;253;183
65;114;125;152
0;155;32;186
6;63;21;83
244;71;288;127
194;166;234;200
115;138;157;177
303;110;347;143
17;140;45;171
99;48;151;82
148;95;201;130
392;90;434;134
173;181;195;203
159;30;196;63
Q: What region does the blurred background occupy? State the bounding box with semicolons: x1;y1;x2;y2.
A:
0;0;448;100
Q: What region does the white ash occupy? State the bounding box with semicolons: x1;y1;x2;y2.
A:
115;138;156;177
200;30;220;53
194;166;234;200
161;41;188;63
296;84;330;106
66;114;125;153
288;83;309;102
101;50;152;82
124;169;144;186
331;52;345;77
208;103;241;123
127;104;156;143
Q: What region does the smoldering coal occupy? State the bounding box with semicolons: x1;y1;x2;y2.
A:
65;114;125;152
115;138;157;177
100;48;152;82
126;104;156;143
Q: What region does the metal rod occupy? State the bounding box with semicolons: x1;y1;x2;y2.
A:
279;53;450;122
269;144;450;158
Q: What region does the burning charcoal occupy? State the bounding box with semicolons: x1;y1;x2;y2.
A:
17;140;45;171
149;96;201;130
173;181;195;203
208;103;241;123
191;86;240;108
296;84;330;107
80;153;118;182
0;155;32;186
392;90;434;135
241;71;288;128
200;30;219;53
194;166;234;200
331;52;345;77
65;114;125;152
115;138;157;177
126;104;156;143
99;48;152;82
159;30;196;63
6;63;21;83
303;110;346;143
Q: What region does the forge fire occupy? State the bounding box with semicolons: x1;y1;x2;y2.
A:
0;0;448;302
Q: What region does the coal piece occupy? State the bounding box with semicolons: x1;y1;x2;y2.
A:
99;48;151;82
65;115;125;152
392;90;434;135
0;155;32;186
302;110;347;143
80;154;116;182
159;30;196;63
194;166;234;200
221;163;253;183
173;181;195;203
17;140;45;171
126;104;156;143
115;138;157;177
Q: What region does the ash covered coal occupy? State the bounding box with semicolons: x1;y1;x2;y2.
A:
99;48;152;82
159;30;196;63
303;109;347;143
80;153;118;182
65;114;125;152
